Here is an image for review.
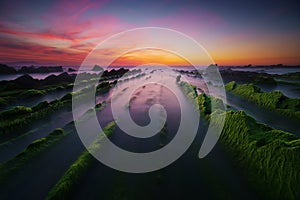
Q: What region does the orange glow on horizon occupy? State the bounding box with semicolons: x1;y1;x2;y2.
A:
109;49;192;66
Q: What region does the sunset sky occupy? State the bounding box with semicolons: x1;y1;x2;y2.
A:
0;0;299;66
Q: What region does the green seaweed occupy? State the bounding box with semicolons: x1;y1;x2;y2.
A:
176;75;181;82
46;122;116;200
19;89;46;98
211;110;300;199
178;81;198;99
225;81;300;120
275;72;300;81
96;81;111;94
0;97;70;136
0;128;66;181
197;93;211;115
0;97;10;106
253;74;277;85
0;106;32;119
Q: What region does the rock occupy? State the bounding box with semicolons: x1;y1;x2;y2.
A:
42;72;75;85
92;65;103;71
32;101;49;111
102;68;129;77
0;64;17;74
68;68;76;72
14;74;39;87
18;66;63;73
50;128;64;135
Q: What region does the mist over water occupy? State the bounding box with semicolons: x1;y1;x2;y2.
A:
230;67;300;74
0;65;299;199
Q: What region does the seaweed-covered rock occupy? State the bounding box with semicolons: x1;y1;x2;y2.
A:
20;89;46;98
0;97;9;106
275;72;300;81
254;75;277;84
26;138;47;149
215;110;300;199
61;92;73;101
32;101;49;111
0;106;32;119
225;81;300;119
50;128;64;136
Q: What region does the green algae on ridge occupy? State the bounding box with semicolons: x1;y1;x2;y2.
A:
0;128;66;182
0;97;71;136
213;110;300;200
46;121;116;200
225;81;300;120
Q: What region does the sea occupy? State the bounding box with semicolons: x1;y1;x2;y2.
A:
0;66;299;81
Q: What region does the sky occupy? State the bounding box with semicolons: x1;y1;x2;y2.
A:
0;0;299;66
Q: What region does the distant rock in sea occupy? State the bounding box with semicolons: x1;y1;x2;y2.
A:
0;64;17;74
102;68;129;77
68;68;76;72
42;72;75;85
0;72;77;89
18;66;63;73
0;64;64;74
92;65;103;71
14;74;39;87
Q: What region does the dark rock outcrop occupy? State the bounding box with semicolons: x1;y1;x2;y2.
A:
42;72;75;85
68;68;76;72
92;65;103;71
18;66;63;73
14;74;39;87
0;64;17;74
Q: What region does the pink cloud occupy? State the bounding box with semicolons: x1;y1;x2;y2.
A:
0;0;138;66
0;40;88;66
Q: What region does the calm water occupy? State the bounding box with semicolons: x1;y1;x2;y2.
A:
1;66;299;81
0;66;298;199
230;67;300;74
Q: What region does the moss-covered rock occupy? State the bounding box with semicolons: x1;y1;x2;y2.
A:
211;110;300;200
178;81;197;99
0;97;9;106
275;72;300;81
225;81;300;120
49;128;64;136
254;75;277;85
0;106;32;119
46;122;116;200
0;97;71;136
19;89;46;98
0;128;65;181
26;138;47;149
